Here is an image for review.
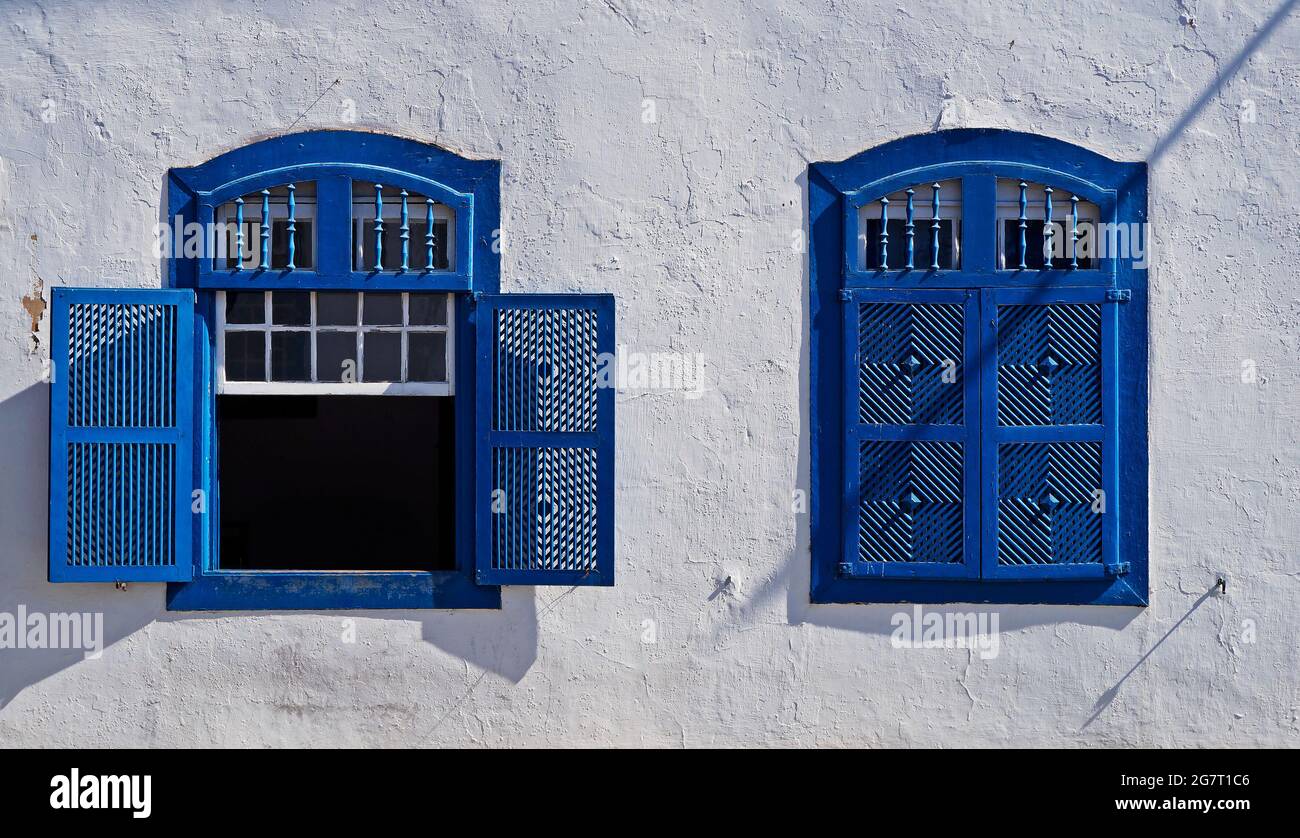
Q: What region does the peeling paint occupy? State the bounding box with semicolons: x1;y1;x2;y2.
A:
21;277;45;334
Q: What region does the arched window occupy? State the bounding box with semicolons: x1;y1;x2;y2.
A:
809;129;1148;606
47;131;616;609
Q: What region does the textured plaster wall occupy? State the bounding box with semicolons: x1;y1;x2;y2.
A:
0;0;1297;747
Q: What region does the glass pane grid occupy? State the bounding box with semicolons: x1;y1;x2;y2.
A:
220;291;450;388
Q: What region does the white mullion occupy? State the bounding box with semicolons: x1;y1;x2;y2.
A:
309;291;318;382
216;291;228;393
445;292;456;395
356;292;365;383
400;293;409;383
262;292;272;382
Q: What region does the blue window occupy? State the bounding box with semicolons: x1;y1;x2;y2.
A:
809;129;1148;605
48;131;615;609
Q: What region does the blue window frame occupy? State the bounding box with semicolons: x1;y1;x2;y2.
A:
809;129;1148;606
48;130;616;610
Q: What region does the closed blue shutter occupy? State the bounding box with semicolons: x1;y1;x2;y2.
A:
475;294;614;586
49;288;195;582
840;289;980;579
980;288;1122;579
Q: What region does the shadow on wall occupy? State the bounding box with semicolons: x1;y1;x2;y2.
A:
0;382;158;709
0;380;540;716
745;0;1300;635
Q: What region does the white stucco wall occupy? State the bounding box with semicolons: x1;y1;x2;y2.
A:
1;0;1297;747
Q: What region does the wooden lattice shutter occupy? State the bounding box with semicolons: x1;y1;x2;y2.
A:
840;289;981;579
49;288;195;582
980;288;1124;579
475;294;615;586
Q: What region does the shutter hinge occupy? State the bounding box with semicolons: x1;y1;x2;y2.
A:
838;561;884;578
1105;562;1131;577
1105;289;1131;303
839;289;853;302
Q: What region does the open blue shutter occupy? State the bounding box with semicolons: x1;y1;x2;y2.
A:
981;288;1122;579
49;288;195;582
840;289;981;579
475;294;614;586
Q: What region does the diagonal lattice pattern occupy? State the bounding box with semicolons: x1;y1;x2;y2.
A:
858;302;963;425
997;303;1101;426
858;440;963;563
494;307;599;433
997;442;1102;565
492;447;599;572
67;303;178;428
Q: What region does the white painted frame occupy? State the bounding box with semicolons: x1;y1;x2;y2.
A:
217;291;454;396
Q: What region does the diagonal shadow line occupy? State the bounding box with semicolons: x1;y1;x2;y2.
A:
1080;584;1218;730
1142;0;1299;175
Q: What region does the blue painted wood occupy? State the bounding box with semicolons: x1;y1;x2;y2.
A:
49;288;195;583
961;174;996;271
839;288;981;580
474;294;615;586
1071;194;1080;270
878;197;889;270
167;130;495;292
425;198;435;270
1043;185;1054;269
1018;181;1028;270
930;183;941;271
166;570;500;610
259;189;270;270
904;188;915;270
234;197;245;266
168;289;504;610
165;130;506;610
286;183;297;271
373;183;384;271
810;128;1148;606
839;156;1119;286
979;287;1116;580
400;189;410;272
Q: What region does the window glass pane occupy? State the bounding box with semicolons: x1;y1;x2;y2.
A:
865;218;958;270
223;222;260;269
317;292;358;326
270;332;311;381
225;332;265;381
225;291;265;324
355;218;408;271
408;294;447;326
271;219;314;269
317;332;358;383
363;293;402;325
271;291;311;326
407;333;447;382
432;220;450;270
1001;220;1095;269
362;331;401;381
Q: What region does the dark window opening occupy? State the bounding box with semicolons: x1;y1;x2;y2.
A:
217;395;455;571
355;219;450;271
1001;220;1097;270
865;218;959;270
